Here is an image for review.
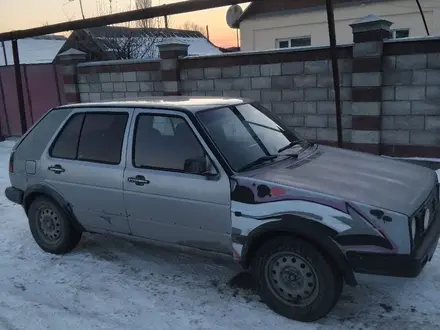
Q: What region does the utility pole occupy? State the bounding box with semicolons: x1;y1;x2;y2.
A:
325;0;343;148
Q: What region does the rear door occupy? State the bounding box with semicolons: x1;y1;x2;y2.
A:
123;108;232;254
40;107;133;234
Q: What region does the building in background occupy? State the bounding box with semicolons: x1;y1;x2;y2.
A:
0;35;67;66
233;0;440;51
56;26;222;62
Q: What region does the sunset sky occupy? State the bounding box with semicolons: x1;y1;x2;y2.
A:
0;0;250;47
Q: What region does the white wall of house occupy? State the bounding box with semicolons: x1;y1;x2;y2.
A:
239;0;440;51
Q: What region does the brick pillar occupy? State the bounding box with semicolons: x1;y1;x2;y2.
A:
57;48;87;104
350;15;392;154
157;39;189;96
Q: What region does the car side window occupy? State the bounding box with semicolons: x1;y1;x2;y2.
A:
77;113;128;164
50;113;84;160
50;111;128;165
133;114;207;173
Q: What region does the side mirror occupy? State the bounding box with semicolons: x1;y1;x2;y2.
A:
184;157;207;174
184;157;217;178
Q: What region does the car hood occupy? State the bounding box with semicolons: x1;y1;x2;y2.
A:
239;145;437;216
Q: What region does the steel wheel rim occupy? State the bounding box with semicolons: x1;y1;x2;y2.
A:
37;207;62;243
265;251;319;307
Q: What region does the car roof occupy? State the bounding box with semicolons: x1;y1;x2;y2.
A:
56;96;250;113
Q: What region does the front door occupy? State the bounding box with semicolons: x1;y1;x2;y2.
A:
40;107;133;234
123;109;232;254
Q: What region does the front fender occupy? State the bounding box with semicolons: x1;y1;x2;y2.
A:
239;214;357;286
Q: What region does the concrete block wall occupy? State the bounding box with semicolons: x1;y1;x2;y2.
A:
76;60;162;101
64;19;440;158
180;50;353;144
381;51;440;151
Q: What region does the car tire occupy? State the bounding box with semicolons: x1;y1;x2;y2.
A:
251;236;342;322
28;197;82;254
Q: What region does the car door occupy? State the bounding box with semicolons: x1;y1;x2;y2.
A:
40;107;133;234
123;108;232;254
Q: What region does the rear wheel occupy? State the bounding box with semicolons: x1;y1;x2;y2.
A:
252;236;342;322
28;197;82;254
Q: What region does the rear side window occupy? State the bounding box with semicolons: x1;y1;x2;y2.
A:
50;113;84;160
14;108;73;161
50;112;129;165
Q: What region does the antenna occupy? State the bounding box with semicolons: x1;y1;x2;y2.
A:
415;0;429;35
236;29;239;48
226;4;243;29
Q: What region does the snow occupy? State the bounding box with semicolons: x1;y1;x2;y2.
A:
180;38;223;56
1;139;440;329
0;38;66;66
94;36;221;60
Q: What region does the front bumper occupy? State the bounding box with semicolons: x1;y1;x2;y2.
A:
346;209;440;278
4;186;23;205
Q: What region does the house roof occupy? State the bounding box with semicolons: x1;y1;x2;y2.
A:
233;0;391;27
0;35;67;66
80;26;222;59
85;26;206;39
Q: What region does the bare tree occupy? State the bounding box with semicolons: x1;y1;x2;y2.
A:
78;0;86;19
95;0;110;17
134;0;167;29
90;0;164;60
97;28;164;60
179;21;207;37
67;0;86;19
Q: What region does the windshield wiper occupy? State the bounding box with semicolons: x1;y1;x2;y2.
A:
278;141;302;153
238;155;278;172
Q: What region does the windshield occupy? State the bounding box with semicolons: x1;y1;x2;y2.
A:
196;103;309;171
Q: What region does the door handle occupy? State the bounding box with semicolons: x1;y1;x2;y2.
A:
127;175;150;186
48;164;65;174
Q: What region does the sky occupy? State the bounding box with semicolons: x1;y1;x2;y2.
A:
0;0;250;47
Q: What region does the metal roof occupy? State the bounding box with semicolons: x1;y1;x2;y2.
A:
234;0;391;27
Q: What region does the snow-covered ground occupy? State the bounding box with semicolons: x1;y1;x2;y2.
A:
1;139;440;330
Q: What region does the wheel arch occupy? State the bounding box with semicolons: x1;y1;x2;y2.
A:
24;184;85;233
240;216;357;286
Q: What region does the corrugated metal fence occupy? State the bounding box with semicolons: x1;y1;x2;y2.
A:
0;63;66;136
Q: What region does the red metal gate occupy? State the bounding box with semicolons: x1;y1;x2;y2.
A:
0;63;66;136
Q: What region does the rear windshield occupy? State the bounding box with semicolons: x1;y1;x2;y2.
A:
15;108;73;161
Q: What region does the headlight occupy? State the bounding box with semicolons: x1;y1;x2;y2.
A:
411;217;417;241
424;208;431;230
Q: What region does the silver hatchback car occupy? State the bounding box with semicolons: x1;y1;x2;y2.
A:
5;97;440;322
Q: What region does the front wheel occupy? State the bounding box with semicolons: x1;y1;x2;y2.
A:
252;236;342;322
